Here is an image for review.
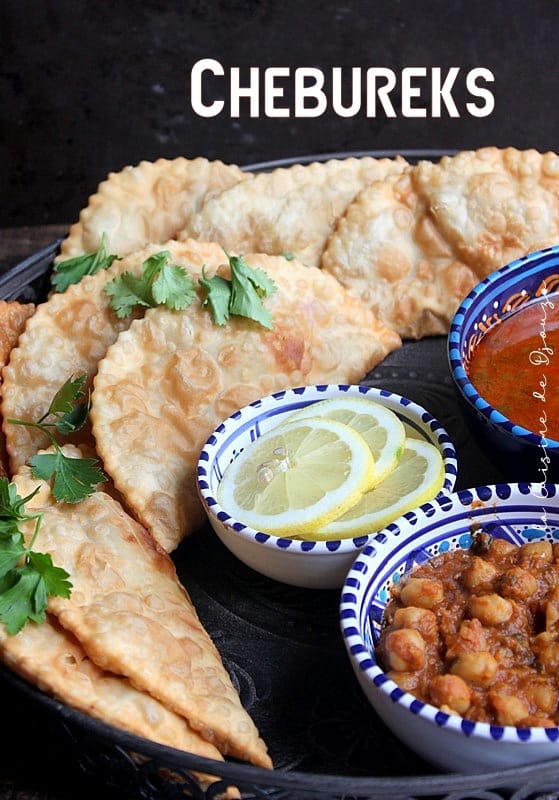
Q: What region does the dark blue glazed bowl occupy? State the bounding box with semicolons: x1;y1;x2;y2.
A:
448;246;559;481
341;482;559;773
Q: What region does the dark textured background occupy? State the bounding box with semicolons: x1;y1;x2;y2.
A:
1;3;559;797
2;0;559;228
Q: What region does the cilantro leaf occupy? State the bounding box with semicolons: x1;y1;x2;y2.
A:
51;233;119;293
29;453;107;504
199;268;232;326
104;271;154;318
0;532;26;577
198;252;276;329
0;478;72;634
228;253;276;329
105;250;196;317
0;569;47;634
28;551;72;599
152;263;196;310
0;481;38;536
6;375;107;504
48;374;87;417
55;400;90;436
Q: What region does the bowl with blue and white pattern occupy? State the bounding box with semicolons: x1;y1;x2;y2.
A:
197;383;457;589
448;245;559;481
340;482;559;772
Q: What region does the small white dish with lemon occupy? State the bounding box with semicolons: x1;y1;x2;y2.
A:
197;384;457;589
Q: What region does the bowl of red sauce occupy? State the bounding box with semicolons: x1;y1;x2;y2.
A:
448;246;559;481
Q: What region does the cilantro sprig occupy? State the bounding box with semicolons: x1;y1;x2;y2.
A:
7;375;107;504
200;251;277;329
104;249;276;329
51;233;119;293
0;478;72;634
105;250;196;318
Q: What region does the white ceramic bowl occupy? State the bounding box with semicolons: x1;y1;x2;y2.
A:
197;384;457;589
340;482;559;772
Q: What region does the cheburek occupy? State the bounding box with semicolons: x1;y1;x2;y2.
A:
56;157;249;262
0;300;35;476
412;146;559;276
1;240;229;474
321;170;479;338
0;300;35;366
13;448;272;770
0;613;225;760
90;250;401;551
180;156;408;267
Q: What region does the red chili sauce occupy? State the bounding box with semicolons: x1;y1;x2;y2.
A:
467;297;559;441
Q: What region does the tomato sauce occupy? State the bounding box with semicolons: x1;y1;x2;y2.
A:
467;297;559;441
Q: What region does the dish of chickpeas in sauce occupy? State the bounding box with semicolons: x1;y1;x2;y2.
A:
376;532;559;728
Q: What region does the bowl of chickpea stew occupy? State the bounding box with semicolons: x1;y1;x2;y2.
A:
340;482;559;773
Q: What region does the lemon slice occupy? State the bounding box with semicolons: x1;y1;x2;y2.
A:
216;418;375;537
313;438;445;540
284;395;405;489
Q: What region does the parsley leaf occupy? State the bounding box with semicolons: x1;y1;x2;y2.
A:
6;375;107;504
51;233;119;293
29;452;105;504
0;478;72;634
105;251;196;318
199;268;233;326
228;253;276;329
199;251;276;329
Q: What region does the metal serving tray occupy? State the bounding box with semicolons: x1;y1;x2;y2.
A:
1;154;558;800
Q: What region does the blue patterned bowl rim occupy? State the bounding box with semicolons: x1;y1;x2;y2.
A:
197;384;458;556
340;481;559;744
448;245;559;451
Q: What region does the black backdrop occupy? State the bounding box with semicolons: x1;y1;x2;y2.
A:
1;0;558;227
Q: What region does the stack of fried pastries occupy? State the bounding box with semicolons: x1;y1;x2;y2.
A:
1;146;559;774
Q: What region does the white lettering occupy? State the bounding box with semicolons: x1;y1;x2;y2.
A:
230;67;260;118
264;67;290;118
190;58;224;118
332;67;361;118
466;68;495;117
188;61;496;121
366;68;396;117
402;67;427;118
294;68;327;117
432;67;460;117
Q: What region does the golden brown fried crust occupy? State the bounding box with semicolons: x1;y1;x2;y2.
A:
56;156;250;262
13;446;272;769
180;155;409;267
90;244;400;552
0;300;35;477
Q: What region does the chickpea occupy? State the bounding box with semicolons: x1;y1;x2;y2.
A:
392;606;438;641
525;680;558;715
486;538;517;561
400;577;444;609
387;670;420;693
499;566;538;601
383;628;426;672
428;674;471;715
463;556;498;591
469;593;513;626
518;541;553;571
450;651;498;687
489;693;529;726
533;632;559;672
445;618;487;659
